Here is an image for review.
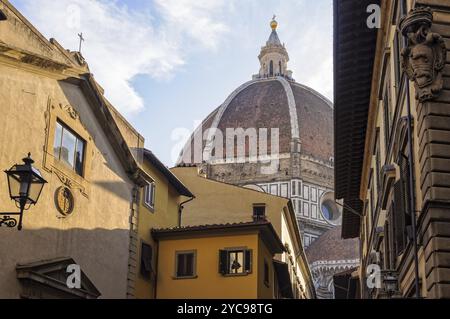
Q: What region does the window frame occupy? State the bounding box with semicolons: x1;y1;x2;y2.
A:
53;120;86;177
143;181;156;211
219;247;253;277
263;259;270;287
252;204;266;221
140;241;153;280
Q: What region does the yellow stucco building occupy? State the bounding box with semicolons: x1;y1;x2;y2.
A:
153;222;285;299
134;149;193;299
0;0;151;298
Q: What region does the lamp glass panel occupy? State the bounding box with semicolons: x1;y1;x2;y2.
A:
7;171;21;199
28;180;44;203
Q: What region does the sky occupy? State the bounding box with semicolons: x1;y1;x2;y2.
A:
11;0;333;166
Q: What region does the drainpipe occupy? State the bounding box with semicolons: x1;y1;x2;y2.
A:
178;196;195;227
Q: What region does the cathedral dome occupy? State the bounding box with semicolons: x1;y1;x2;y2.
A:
306;227;359;264
179;77;333;165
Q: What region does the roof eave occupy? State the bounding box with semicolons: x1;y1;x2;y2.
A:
333;0;380;238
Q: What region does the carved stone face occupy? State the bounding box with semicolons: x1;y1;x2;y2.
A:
410;43;434;88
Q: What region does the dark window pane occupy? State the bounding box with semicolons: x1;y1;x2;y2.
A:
185;254;193;276
53;122;63;159
75;138;84;175
264;261;269;284
177;253;194;277
253;205;266;221
177;254;185;276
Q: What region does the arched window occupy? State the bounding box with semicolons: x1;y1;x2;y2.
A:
269;60;273;76
279;61;282;75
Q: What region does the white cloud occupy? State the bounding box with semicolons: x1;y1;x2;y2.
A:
16;0;233;115
155;0;231;51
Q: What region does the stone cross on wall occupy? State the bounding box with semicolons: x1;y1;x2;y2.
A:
78;33;85;53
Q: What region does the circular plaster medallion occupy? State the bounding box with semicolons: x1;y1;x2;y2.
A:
55;186;75;216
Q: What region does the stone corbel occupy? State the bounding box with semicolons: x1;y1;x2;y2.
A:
399;7;447;103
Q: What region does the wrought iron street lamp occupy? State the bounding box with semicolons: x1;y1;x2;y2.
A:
0;153;47;230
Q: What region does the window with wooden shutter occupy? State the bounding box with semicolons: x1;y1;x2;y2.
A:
219;249;252;276
399;153;413;239
219;250;228;275
384;220;391;270
393;32;401;94
264;259;270;286
383;72;393;147
393;180;406;255
175;251;196;278
140;243;153;279
244;249;252;273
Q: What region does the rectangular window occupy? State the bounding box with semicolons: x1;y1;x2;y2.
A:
264;260;270;286
219;249;252;275
303;185;309;200
269;184;278;195
53;121;85;176
311;204;318;219
280;183;288;197
291;181;297;196
175;251;196;278
370;185;375;223
144;181;156;209
383;75;392;148
303;202;309;217
140;242;153;279
253;204;266;221
311;187;317;203
393;150;413;257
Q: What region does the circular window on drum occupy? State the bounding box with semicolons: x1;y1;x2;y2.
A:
319;192;342;226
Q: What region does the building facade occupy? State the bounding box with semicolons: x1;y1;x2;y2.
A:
177;18;355;298
171;166;316;299
335;0;450;298
134;150;194;299
0;0;150;298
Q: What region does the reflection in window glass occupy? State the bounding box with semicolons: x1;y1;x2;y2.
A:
53;122;63;159
228;251;244;274
61;128;76;168
53;121;85;176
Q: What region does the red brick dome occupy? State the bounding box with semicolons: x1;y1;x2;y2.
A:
178;78;334;164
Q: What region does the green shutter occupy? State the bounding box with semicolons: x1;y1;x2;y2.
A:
219;250;228;275
244;249;253;273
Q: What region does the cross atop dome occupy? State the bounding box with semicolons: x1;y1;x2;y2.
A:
253;16;293;80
